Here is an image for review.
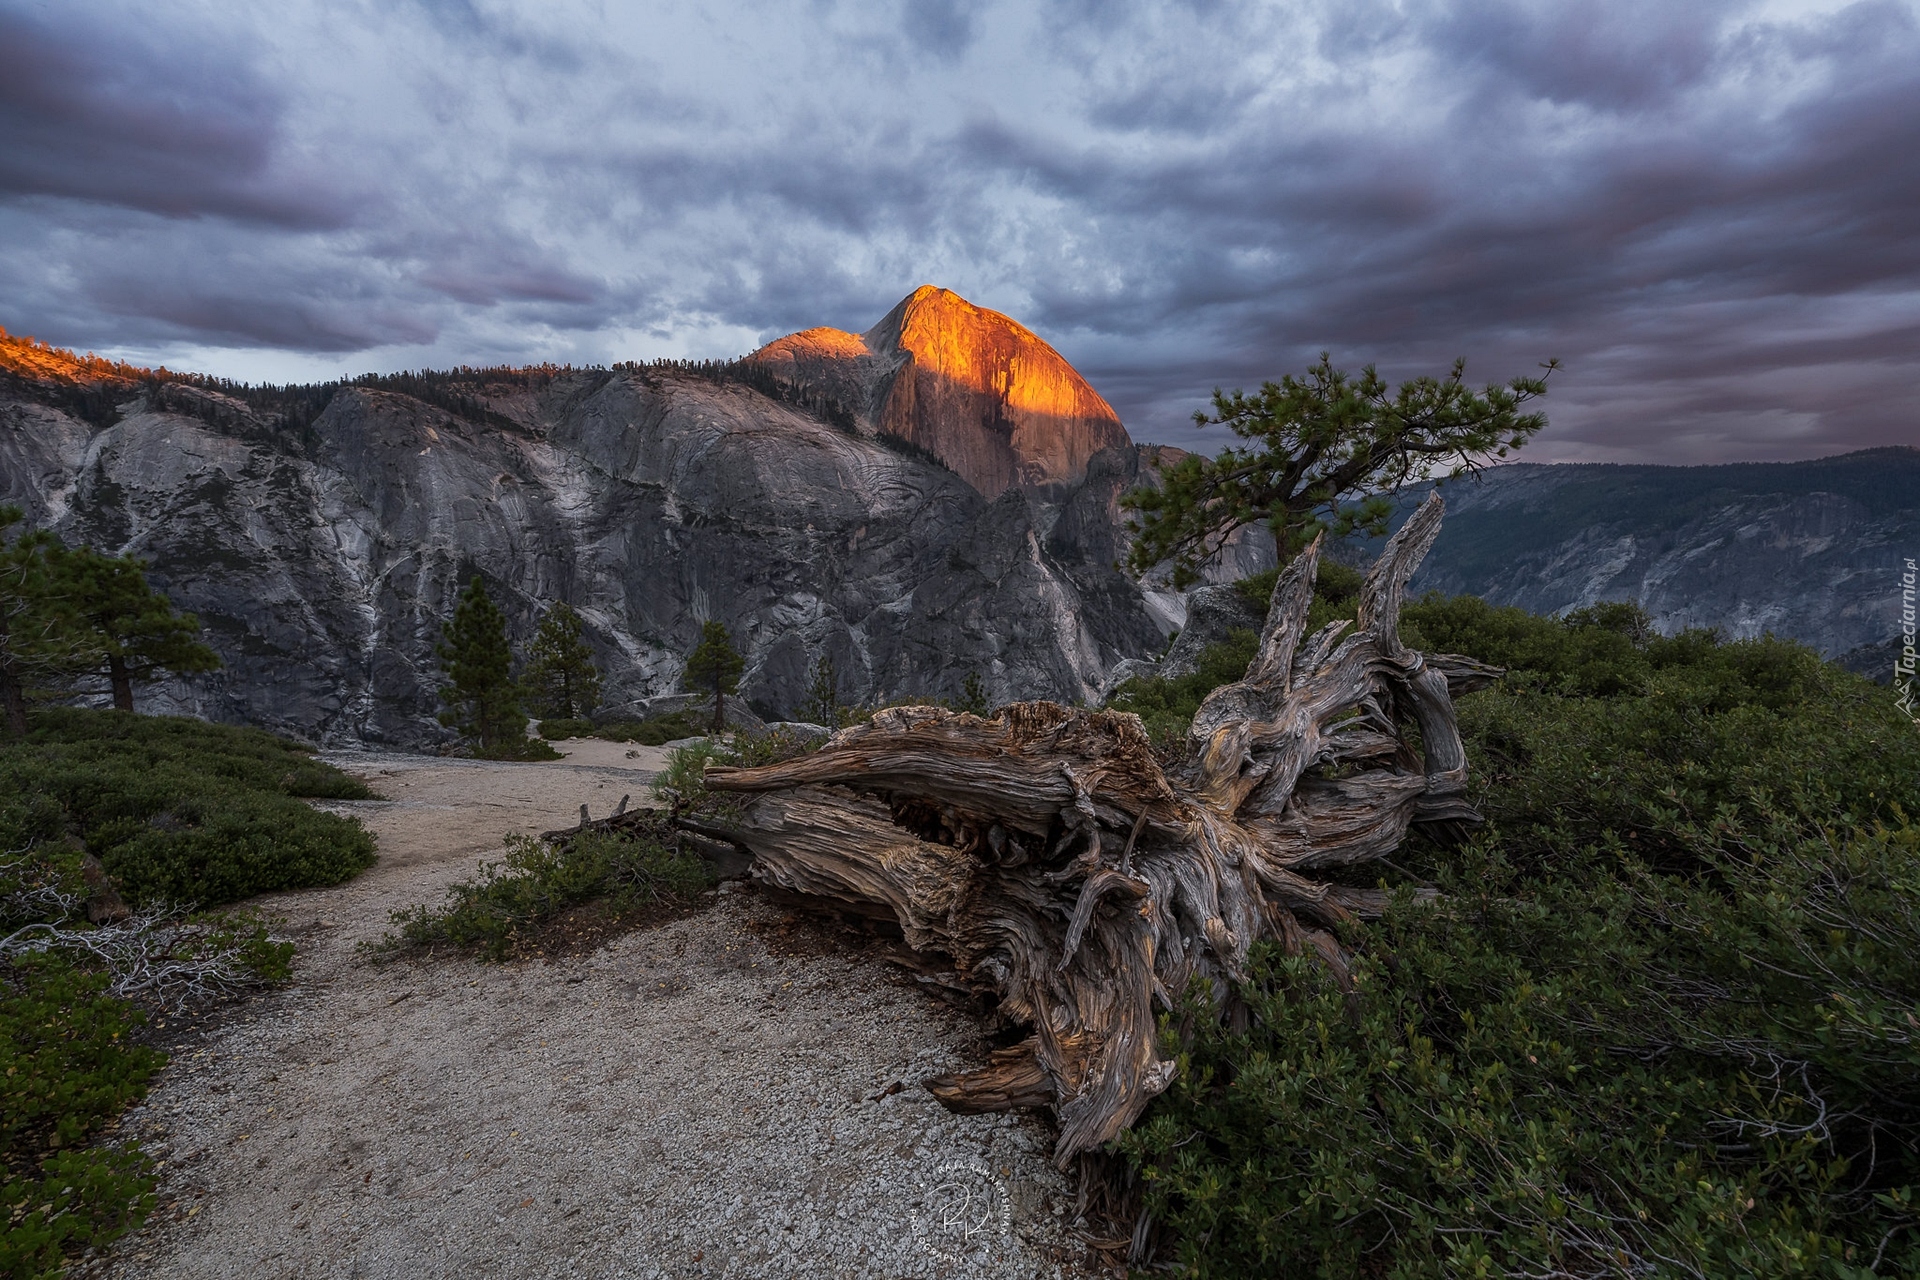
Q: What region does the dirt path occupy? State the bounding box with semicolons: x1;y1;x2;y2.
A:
93;741;1096;1280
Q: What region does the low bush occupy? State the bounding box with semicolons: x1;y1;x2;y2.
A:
0;847;295;1274
383;820;715;960
583;711;707;746
535;717;596;740
471;736;562;761
0;708;376;907
0;711;334;1273
0;956;162;1278
1119;585;1920;1275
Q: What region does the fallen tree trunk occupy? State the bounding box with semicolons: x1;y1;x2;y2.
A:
696;492;1492;1170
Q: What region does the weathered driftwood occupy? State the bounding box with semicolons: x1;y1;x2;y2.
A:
700;492;1493;1169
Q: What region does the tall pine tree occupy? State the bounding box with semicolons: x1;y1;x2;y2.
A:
683;620;744;734
801;653;841;727
0;507;76;736
437;576;524;752
519;601;600;719
60;545;219;712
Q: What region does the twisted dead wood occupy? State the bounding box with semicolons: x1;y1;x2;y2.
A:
701;492;1493;1168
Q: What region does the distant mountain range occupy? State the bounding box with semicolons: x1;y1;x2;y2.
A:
1;296;1909;746
1365;448;1918;670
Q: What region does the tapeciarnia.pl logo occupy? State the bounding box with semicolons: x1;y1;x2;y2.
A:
1898;557;1917;725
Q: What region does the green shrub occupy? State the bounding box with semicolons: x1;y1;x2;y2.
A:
471;736;562;761
586;711;707;746
0;709;375;907
652;740;732;816
0;956;163;1276
384;821;715;960
1234;556;1364;619
536;717;596;740
1121;591;1920;1275
1106;629;1259;745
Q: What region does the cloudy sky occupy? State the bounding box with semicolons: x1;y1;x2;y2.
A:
2;0;1915;462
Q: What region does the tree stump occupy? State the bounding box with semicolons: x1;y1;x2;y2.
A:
702;492;1495;1168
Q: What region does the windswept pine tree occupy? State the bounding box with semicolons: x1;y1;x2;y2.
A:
520;601;600;720
1123;354;1553;585
437;577;525;753
60;545;219;712
0;508;217;730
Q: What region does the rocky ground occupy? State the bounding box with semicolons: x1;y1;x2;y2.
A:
85;741;1103;1280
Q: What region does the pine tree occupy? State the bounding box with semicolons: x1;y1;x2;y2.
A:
1123;354;1554;586
520;601;600;720
437;576;524;752
59;545;219;712
0;507;82;736
683;620;744;734
958;670;989;716
801;653;841;727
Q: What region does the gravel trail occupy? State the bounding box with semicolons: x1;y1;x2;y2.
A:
93;743;1098;1279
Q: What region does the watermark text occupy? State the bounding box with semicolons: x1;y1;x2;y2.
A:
1898;557;1917;724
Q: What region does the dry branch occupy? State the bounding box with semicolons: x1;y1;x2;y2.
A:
692;491;1486;1169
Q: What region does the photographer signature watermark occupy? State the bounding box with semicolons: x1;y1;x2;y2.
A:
910;1159;1013;1266
1898;557;1918;725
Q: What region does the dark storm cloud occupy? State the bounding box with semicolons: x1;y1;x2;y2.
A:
0;9;348;228
970;1;1920;459
1;0;1915;462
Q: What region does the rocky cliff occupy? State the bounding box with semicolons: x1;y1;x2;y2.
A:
749;286;1131;498
1375;450;1920;662
0;317;1172;747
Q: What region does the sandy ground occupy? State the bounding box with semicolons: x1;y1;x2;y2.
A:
88;740;1098;1280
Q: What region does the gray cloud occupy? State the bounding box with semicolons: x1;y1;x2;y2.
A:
1;0;1915;463
0;9;352;228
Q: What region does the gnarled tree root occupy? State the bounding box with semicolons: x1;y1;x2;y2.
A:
685;492;1491;1181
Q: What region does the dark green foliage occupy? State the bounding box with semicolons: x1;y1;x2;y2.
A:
802;655;842;727
536;716;596;740
519;602;600;720
646;727;822;832
1233;556;1364;619
1106;630;1259;745
958;671;989;716
0;957;163;1277
1;506;220;732
56;544;219;713
0;507;82;737
474;736;561;761
1122;592;1920;1275
383;822;715;961
683;621;745;734
586;712;708;746
726;724;829;769
1122;355;1553;586
437;577;527;753
0;707;374;906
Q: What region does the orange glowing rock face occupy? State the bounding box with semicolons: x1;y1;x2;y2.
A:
751;285;1132;498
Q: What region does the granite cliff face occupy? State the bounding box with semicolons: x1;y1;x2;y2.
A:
750;286;1131;498
1379;451;1920;661
0;314;1171;747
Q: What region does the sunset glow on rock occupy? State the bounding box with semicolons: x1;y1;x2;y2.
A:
751;285;1130;497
